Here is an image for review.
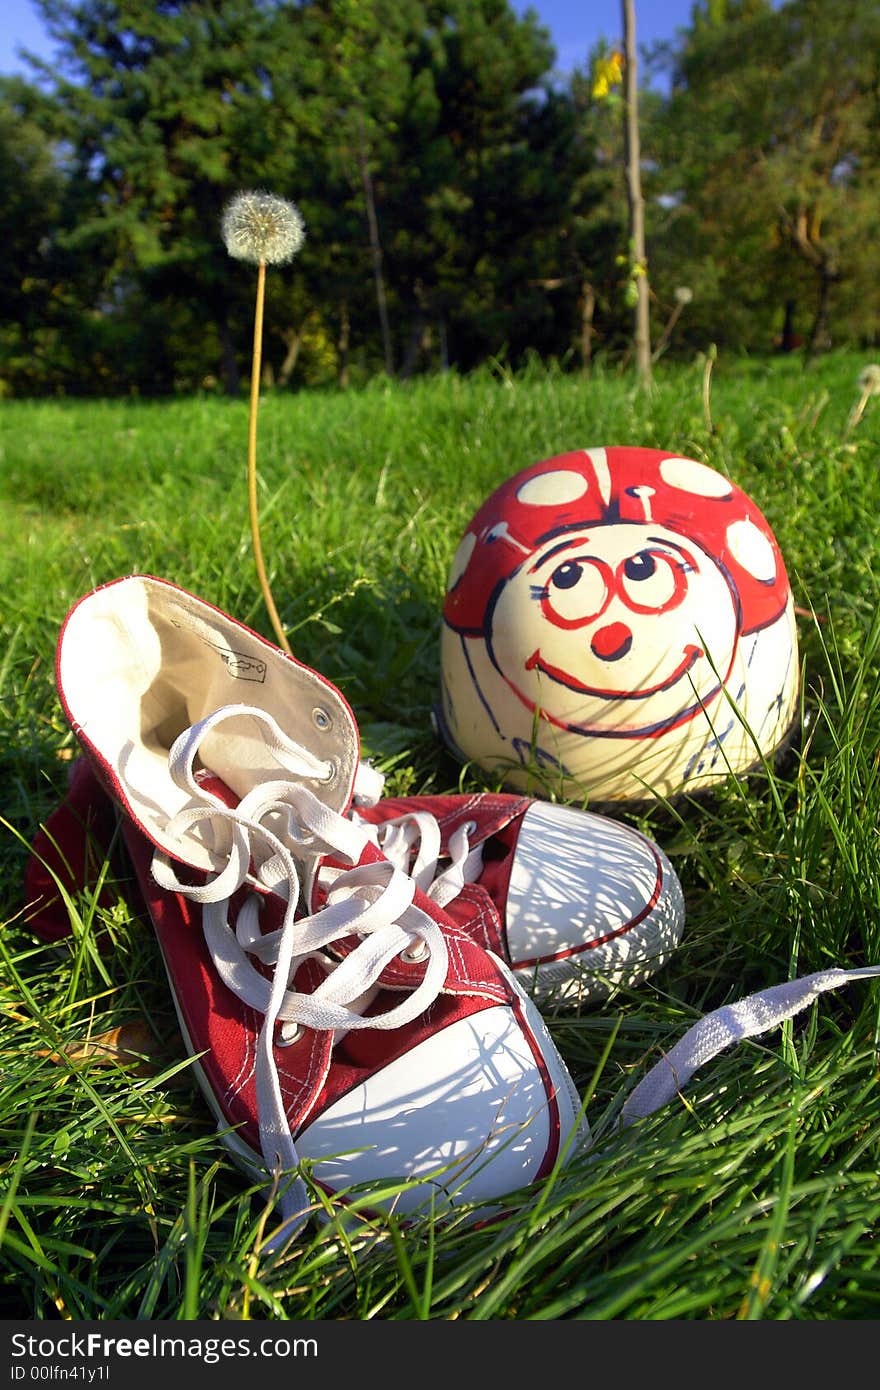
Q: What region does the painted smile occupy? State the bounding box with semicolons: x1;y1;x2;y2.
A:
524;643;704;700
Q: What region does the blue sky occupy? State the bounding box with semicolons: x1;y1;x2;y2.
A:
0;0;698;82
511;1;697;77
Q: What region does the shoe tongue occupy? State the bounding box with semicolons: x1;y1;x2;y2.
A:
197;710;342;806
308;837;385;912
194;769;238;803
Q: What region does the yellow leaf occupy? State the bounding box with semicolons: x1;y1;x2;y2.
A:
592;50;624;100
37;1021;163;1075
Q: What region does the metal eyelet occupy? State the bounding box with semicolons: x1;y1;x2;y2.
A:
312;706;332;731
400;939;429;964
277;1024;304;1047
462;820;478;835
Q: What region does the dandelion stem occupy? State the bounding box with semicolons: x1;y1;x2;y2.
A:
248;258;291;655
844;364;880;437
702;343;717;434
651;302;683;364
845;391;869;437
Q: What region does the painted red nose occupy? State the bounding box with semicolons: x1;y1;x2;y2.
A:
591;621;633;661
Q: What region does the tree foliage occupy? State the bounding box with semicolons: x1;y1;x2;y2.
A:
0;0;877;395
646;0;880;356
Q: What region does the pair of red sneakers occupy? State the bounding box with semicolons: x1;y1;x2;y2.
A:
25;575;685;1244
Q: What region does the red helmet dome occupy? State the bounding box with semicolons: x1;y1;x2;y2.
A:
438;446;799;802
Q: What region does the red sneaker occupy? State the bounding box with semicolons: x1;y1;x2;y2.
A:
47;574;587;1242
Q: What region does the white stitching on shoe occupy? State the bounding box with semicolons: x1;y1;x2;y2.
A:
222;1002;259;1108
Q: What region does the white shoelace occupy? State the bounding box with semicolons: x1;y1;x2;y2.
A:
149;705;450;1239
622;964;880;1126
350;810;485;908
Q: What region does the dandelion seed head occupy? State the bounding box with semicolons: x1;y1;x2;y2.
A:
857;363;880;396
221;190;305;266
674;286;693;305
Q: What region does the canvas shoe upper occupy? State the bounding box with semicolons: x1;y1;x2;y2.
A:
347;792;684;1006
50;574;588;1241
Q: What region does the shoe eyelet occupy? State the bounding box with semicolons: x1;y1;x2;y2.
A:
312;706;332;731
400;939;429;964
278;1024;304;1047
463;819;477;835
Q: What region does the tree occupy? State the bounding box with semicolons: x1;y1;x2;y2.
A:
576;36;654;371
6;0;661;390
622;0;651;382
12;0;577;390
387;0;558;371
649;0;880;357
0;76;117;394
27;0;306;393
0;79;65;392
292;0;421;377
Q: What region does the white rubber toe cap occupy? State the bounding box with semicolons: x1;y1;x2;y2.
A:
296;1000;584;1217
504;801;685;1004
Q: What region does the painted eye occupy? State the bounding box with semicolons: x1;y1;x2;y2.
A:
624;552;657;583
542;556;610;628
551;561;584;590
618;549;687;614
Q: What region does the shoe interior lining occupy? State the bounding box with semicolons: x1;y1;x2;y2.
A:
58;576;360;869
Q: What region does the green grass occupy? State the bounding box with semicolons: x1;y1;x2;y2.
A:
2;349;880;1320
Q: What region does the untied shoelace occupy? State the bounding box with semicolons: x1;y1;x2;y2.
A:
350;808;484;907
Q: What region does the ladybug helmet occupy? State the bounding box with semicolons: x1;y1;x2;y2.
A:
438;446;799;802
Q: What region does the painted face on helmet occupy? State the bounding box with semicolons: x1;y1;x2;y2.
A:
439;447;799;801
489;521;738;737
